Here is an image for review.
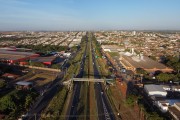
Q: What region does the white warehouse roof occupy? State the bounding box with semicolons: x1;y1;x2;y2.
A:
144;84;167;97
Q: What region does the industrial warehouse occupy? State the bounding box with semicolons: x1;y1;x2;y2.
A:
119;52;173;73
0;47;66;66
0;49;39;64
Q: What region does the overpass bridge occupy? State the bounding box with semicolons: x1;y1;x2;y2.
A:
72;78;113;82
63;78;114;90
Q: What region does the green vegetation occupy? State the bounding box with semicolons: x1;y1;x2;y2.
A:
106;87;120;119
108;52;119;57
40;35;88;120
0;80;6;89
92;35;110;77
76;34;90;120
41;87;68;120
0;89;38;119
92;34;119;119
29;62;45;67
70;45;80;52
76;82;88;120
138;103;164;120
136;68;148;75
51;64;60;69
164;56;180;73
88;34;98;120
155;56;180;82
63;36;87;81
156;73;175;82
126;94;139;106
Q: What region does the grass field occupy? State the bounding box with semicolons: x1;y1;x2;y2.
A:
108;52;120;57
76;35;90;120
89;37;98;120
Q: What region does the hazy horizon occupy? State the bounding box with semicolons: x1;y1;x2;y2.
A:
0;0;180;31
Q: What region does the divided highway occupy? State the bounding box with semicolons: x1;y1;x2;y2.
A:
67;33;115;120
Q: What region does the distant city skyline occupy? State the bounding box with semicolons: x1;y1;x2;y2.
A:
0;0;180;31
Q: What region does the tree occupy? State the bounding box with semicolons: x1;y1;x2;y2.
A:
25;95;32;109
126;94;138;106
136;68;148;75
0;79;6;88
156;73;175;82
173;62;180;73
145;112;163;120
166;56;179;70
0;95;16;111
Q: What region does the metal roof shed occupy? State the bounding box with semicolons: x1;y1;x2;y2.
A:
16;81;33;86
144;84;167;97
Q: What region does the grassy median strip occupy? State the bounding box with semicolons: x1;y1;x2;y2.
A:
76;36;90;120
63;41;86;81
92;39;110;78
60;36;88;120
89;36;98;120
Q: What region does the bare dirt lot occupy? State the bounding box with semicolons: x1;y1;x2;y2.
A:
109;85;139;120
15;68;59;90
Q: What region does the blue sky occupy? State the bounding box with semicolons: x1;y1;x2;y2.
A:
0;0;180;31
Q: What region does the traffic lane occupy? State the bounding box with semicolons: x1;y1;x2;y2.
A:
101;90;115;120
95;81;115;120
94;83;106;120
68;41;87;120
66;84;77;119
92;45;115;120
68;83;81;120
92;53;106;120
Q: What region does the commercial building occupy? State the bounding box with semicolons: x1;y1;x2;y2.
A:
30;56;57;65
154;100;169;113
120;52;173;73
0;50;39;64
16;81;33;90
2;73;19;79
153;98;180;114
102;45;125;52
144;84;167;97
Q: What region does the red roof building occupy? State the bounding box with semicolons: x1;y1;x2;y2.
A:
0;50;39;64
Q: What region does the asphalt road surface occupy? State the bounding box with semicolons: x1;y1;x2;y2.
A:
67;38;88;120
91;39;115;120
67;34;115;120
